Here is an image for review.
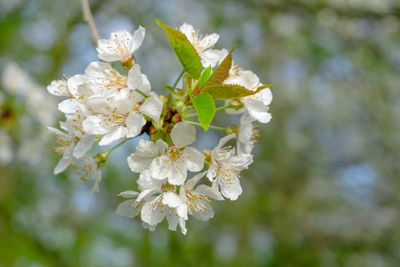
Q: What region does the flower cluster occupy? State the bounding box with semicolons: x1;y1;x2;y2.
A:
48;21;272;234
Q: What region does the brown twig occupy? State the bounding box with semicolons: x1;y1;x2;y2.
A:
80;0;100;45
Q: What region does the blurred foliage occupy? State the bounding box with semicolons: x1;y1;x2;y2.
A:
1;0;400;266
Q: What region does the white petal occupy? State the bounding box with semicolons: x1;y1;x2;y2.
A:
230;154;253;170
258;88;272;106
171;122;196;146
168;167;187;186
243;98;272;124
72;135;95;158
162;192;181;208
192;199;214;221
118;190;139;198
58;99;81;114
125;112;146;138
167;212;179;231
206;162;218;181
155;139;169;153
54;150;73;175
67;74;88;97
127;139;168;173
199;33;219;50
47;80;69;96
47;127;69;140
218;175;242;201
137;170;161;191
85;61;125;90
116;199;139;218
130;26;145;53
196;184;223;200
200;49;225;67
82;115;111;135
139;96;163;121
183;147;204;172
99;126;127;146
127;153;151;173
177;204;188;219
137;189;157;202
184;171;206;190
179;218;187;235
179;23;195;43
149;156;170;180
97;39;121;62
216;134;236;150
141;196;166;225
127;64;151;93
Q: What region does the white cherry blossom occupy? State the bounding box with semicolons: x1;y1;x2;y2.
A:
71;156;102;193
82;64;162;145
224;68;272;124
149;122;205;185
48;119;95;175
179;172;223;221
207;134;253;200
180;23;226;68
117;170;187;234
116;170;163;219
127;139;169;173
97;27;145;62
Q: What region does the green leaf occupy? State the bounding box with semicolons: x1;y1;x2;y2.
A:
197;66;213;88
255;84;274;93
192;92;216;131
156;20;202;79
203;84;259;100
203;46;235;88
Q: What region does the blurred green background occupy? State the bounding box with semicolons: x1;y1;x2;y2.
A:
1;0;400;266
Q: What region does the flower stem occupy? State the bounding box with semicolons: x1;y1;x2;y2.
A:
183;120;226;132
103;138;130;158
183;113;197;119
172;70;185;89
215;103;232;112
